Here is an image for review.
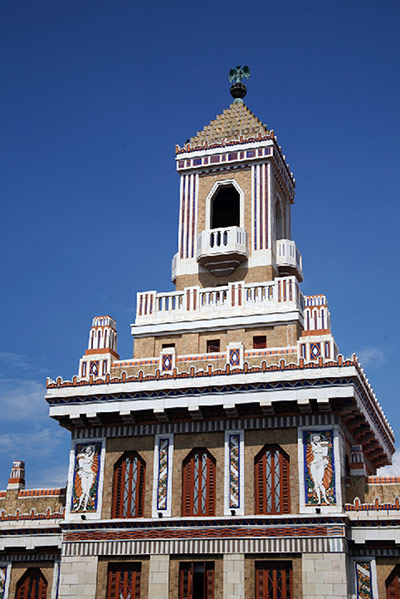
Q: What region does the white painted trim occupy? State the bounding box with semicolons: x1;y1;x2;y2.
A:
131;309;302;337
205;179;245;230
51;560;60;599
152;434;174;518
298;425;343;515
65;437;106;522
350;557;378;599
0;563;11;599
224;430;244;516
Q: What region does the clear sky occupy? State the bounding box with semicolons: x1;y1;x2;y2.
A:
0;0;399;489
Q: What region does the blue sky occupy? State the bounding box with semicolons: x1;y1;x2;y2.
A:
0;0;399;489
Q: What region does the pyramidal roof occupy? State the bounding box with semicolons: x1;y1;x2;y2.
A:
188;101;270;147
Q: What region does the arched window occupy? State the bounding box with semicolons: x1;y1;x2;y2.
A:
107;563;141;599
16;568;47;599
182;448;216;516
211;185;240;229
386;565;400;598
255;445;290;515
112;452;146;518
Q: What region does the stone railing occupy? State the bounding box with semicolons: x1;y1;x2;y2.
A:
135;276;304;323
196;226;248;262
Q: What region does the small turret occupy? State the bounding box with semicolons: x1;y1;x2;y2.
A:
7;460;25;490
78;316;119;380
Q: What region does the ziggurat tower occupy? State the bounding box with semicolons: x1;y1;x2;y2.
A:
1;70;400;599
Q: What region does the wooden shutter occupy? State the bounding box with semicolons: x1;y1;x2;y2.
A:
182;449;216;517
112;452;146;518
205;563;215;599
255;562;292;599
255;445;290;515
387;567;400;599
16;568;48;599
107;564;141;599
179;563;193;599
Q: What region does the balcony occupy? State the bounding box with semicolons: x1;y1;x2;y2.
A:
276;239;303;281
135;276;304;326
196;226;248;277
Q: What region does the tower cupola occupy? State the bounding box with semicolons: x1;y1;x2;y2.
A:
172;68;301;290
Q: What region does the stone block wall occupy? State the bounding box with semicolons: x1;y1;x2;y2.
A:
223;554;244;599
302;552;347;599
58;555;98;599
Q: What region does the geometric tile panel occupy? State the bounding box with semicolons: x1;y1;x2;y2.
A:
157;438;170;511
0;567;6;599
355;561;373;599
161;354;173;372
89;360;99;376
309;343;321;360
229;434;240;509
229;349;240;367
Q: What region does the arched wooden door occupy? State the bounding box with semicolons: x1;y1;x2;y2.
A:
387;565;400;599
16;568;47;599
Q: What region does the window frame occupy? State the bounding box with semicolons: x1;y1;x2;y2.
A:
112;451;146;519
107;563;141;599
254;444;290;515
255;561;293;599
179;561;215;599
182;448;216;517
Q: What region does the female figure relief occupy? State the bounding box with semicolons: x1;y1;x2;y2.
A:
306;433;333;504
75;445;96;511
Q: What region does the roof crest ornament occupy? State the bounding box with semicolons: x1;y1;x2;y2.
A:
229;65;250;103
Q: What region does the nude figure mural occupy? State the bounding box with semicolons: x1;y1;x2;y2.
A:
304;430;335;505
71;442;102;512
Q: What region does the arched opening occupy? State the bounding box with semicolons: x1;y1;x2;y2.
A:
112;452;146;518
211;185;240;229
182;448;216;516
16;568;48;599
275;199;284;240
386;564;400;598
254;444;290;515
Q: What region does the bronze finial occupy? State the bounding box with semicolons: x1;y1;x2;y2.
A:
229;65;250;102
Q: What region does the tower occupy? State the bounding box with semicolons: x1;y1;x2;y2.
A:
1;68;399;599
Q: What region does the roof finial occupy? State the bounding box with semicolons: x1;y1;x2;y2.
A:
229;65;250;103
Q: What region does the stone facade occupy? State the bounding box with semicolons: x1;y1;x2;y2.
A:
1;87;399;599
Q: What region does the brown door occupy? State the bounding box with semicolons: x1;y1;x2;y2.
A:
107;564;141;599
387;566;400;599
256;562;292;599
16;568;47;599
179;562;214;599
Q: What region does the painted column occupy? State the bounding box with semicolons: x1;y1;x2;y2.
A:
223;554;244;599
148;555;170;599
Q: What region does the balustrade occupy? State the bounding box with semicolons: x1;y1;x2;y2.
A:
136;276;303;323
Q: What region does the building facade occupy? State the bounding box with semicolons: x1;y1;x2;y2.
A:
1;77;399;599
